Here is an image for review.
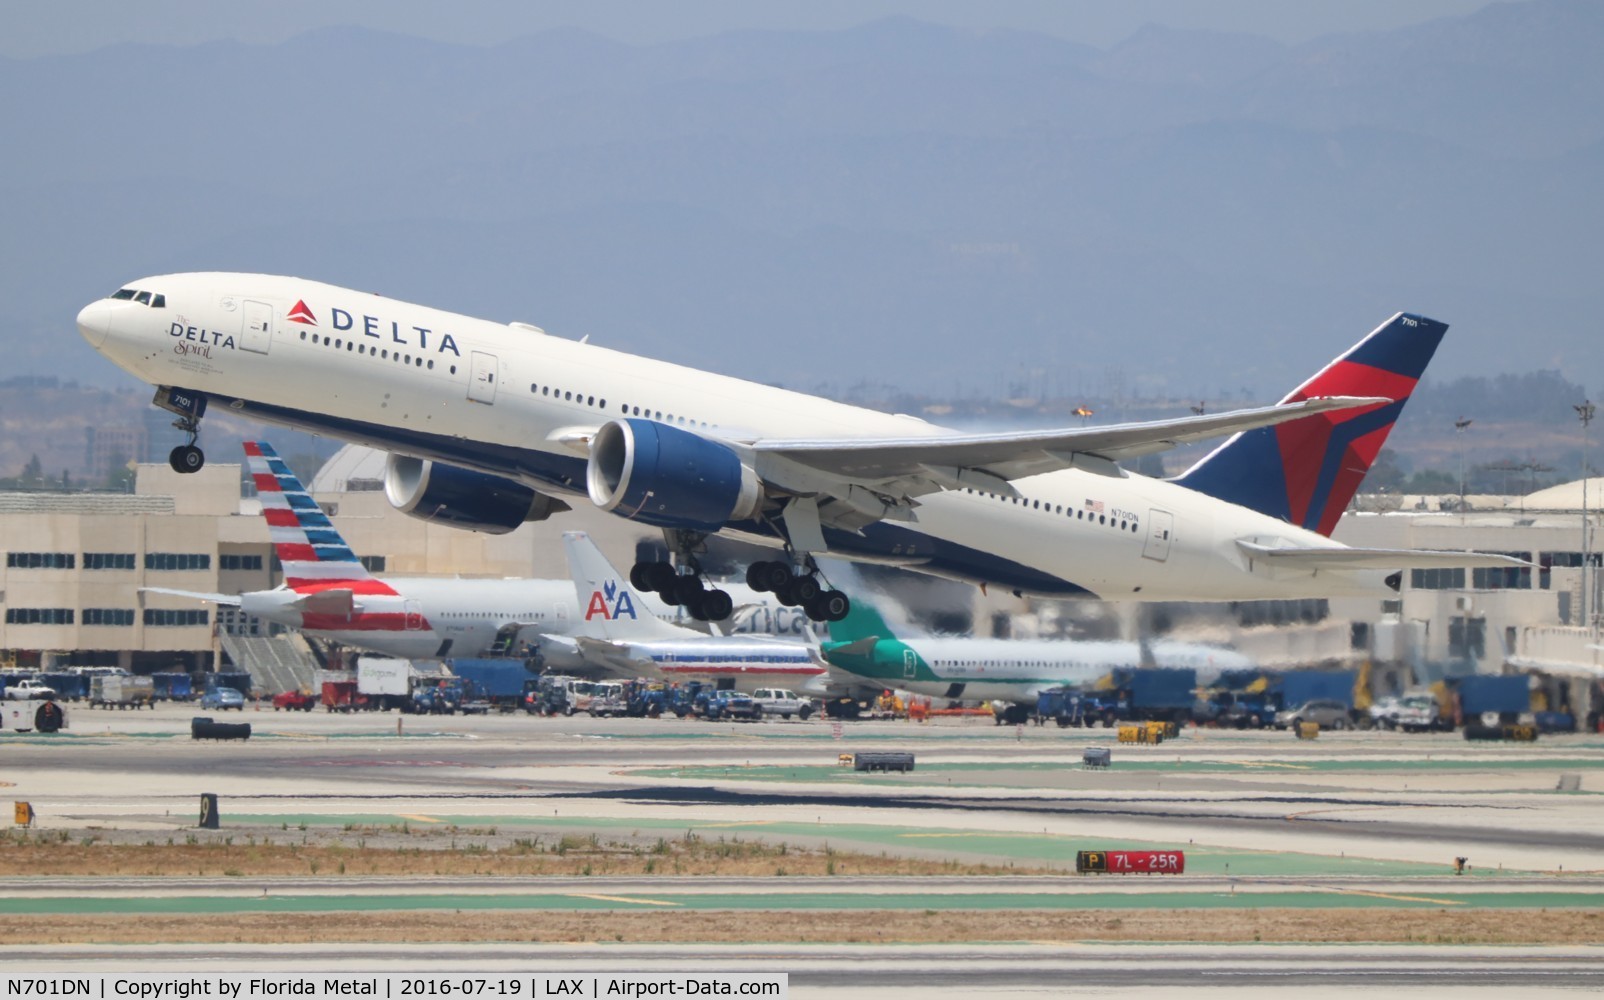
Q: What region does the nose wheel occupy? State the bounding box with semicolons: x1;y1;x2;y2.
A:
169;443;205;473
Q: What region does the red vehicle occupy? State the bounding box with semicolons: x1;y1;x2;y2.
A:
273;689;317;712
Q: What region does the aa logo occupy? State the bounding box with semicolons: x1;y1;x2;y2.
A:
584;580;637;621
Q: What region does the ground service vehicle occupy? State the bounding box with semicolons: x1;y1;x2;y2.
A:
751;687;815;719
88;675;154;709
272;690;317;711
1275;698;1351;730
5;679;58;700
200;687;246;711
447;659;539;711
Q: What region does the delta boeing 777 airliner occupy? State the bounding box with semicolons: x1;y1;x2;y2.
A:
77;273;1519;620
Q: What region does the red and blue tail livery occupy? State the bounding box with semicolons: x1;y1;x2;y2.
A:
244;441;394;593
1172;312;1445;537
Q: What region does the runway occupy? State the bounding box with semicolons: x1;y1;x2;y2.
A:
3;705;1602;994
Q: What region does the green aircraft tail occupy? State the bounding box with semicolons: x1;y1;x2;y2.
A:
826;593;902;644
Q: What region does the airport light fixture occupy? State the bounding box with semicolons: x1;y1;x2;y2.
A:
1577;401;1596;630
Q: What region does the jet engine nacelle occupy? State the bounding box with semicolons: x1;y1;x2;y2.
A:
384;455;568;534
586;418;761;531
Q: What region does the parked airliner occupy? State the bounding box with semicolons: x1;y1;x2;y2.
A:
80;274;1521;621
820;595;1253;709
145;442;775;662
558;530;828;693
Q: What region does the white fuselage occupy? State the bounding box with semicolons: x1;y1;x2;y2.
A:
80;273;1379;601
239;576;780;662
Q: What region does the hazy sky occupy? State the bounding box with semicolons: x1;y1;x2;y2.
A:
2;0;1518;56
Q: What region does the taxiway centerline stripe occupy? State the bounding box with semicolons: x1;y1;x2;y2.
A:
567;894;680;907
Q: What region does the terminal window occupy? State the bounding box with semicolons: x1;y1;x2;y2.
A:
6;552;76;569
83;608;135;626
220;554;264;571
5;608;74;624
83;553;137;570
359;555;386;572
143;608;209;627
1410;567;1466;590
144;553;212;571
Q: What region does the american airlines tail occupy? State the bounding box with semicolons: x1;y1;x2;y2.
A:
245;442;401;618
1171;312;1445;537
560;531;688;641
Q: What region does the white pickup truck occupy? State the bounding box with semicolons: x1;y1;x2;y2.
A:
4;679;57;700
751;687;815;720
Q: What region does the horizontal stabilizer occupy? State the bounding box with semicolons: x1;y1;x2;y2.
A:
575;635;655;674
139;586;241;606
1237;541;1531;572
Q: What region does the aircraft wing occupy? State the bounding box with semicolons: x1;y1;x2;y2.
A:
1237;542;1532;572
139;587;241;606
748;397;1388;498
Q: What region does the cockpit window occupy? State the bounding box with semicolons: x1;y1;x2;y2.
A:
133;291;151;305
150;294;166;308
109;288;167;307
111;288;137;300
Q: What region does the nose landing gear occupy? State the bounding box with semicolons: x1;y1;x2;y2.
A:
154;386;207;474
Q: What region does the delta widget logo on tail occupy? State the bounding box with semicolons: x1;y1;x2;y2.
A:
585;580;639;621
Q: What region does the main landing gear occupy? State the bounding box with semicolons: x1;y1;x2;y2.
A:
630;532;852;624
745;557;851;623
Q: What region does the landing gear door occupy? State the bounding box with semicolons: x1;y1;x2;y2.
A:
468;351;498;404
1142;509;1174;562
241;300;274;355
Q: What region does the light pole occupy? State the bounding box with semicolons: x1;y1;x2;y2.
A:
1454;417;1473;508
1576;401;1595;630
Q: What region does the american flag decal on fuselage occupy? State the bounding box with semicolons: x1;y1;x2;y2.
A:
244;442;398;596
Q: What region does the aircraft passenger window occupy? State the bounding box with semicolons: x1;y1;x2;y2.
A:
335;339;342;349
531;384;537;393
300;331;307;340
151;294;165;308
450;365;456;374
358;344;366;354
1099;515;1106;525
347;342;354;351
134;291;151;305
111;288;137;300
427;360;434;370
599;399;606;408
415;357;423;366
633;407;641;416
565;391;572;401
1077;510;1083;519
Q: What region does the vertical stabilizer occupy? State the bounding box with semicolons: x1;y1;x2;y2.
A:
1171;313;1446;536
244;442;378;588
561;531;690;640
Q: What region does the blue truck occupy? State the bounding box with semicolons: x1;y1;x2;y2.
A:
1453;675;1530;722
447;658;538;711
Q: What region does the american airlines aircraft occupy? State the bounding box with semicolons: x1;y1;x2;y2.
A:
558;530;827;693
146;442;775;662
80;274;1518;622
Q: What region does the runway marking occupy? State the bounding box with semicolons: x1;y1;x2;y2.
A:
1319;887;1465;906
396;814;442;823
694;821;776;829
568;893;680;907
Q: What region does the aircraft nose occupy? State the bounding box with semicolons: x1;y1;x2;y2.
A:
76;299;112;348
